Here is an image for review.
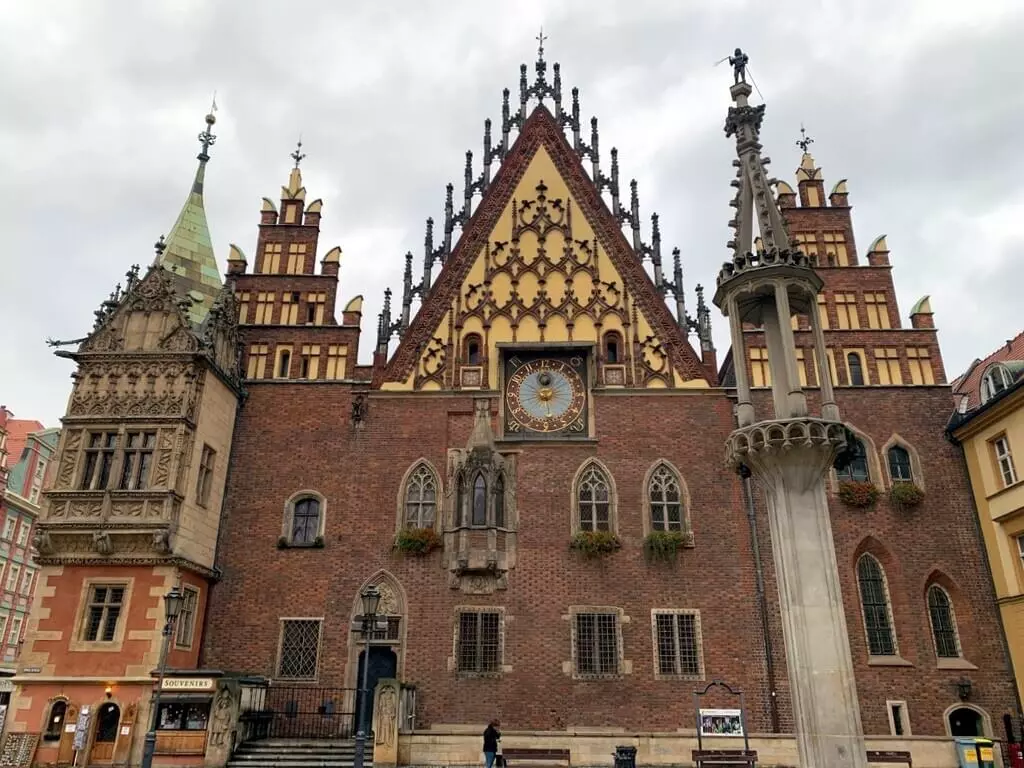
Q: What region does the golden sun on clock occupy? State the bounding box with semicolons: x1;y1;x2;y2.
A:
505;358;586;433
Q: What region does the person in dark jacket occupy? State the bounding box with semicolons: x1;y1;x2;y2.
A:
483;720;501;768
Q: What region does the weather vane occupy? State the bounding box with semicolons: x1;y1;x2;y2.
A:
197;95;218;160
536;27;548;60
796;124;814;153
291;136;306;169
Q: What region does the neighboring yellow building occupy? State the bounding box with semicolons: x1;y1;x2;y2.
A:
949;330;1024;709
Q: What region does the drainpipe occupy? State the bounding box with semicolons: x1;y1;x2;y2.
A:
741;466;780;732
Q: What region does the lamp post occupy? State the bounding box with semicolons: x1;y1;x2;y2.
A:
140;586;184;768
353;585;381;768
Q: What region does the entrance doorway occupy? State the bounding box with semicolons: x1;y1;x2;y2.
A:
90;703;121;763
949;707;984;737
354;647;397;735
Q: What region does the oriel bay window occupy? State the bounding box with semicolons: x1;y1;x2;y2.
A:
118;431;156;490
80;432;117;490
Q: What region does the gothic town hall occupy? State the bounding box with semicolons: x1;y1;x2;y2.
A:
6;46;1018;768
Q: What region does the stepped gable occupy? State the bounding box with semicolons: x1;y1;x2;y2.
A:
385;106;707;384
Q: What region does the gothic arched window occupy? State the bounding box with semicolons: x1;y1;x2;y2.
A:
857;554;896;656
576;463;613;532
464;334;482;365
404;464;438;529
604;331;623;364
887;445;913;483
927;585;960;658
648;464;683;532
472;473;487;526
837;438;870;483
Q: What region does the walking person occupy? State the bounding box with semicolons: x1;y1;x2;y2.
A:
483;719;502;768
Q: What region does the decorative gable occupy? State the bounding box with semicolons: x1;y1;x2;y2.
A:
383;107;708;391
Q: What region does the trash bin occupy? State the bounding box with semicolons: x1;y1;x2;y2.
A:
613;745;637;768
955;737;995;768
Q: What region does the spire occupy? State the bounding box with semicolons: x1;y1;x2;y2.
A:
723;51;790;256
155;100;223;325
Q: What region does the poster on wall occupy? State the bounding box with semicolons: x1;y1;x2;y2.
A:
72;706;91;751
698;708;744;737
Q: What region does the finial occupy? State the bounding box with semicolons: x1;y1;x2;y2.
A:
796;124;814;154
291;136;306;168
154;235;166;257
197;96;218;161
536;27;548;61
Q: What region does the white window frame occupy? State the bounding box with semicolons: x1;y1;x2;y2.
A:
993;436;1018;487
981;364;1011;403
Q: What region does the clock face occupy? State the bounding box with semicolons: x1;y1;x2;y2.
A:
505;356;587;435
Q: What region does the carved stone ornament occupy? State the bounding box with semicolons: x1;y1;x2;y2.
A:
92;531;113;556
376;583;400;616
32;530;54;555
151;529;172;555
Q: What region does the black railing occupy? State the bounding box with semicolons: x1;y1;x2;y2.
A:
242;686;359;740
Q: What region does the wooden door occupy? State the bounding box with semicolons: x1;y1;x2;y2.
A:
90;704;120;764
56;703;78;766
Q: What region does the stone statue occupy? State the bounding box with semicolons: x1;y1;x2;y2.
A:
729;48;749;85
374;686;397;747
208;687;234;747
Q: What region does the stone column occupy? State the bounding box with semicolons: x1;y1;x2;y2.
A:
727;296;756;427
730;421;867;768
372;679;400;768
808;298;840;421
773;282;808;418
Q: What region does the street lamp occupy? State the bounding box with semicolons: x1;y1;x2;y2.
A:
140;586;184;768
353;585;381;768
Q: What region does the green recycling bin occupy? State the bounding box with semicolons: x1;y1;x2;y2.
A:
955;737;995;767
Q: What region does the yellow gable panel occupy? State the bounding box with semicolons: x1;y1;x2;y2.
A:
387;119;709;392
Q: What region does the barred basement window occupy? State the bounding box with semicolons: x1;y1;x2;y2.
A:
82;584;125;642
574;612;620;677
277;619;322;680
457;611;501;674
654;611;703;678
119;431;156;490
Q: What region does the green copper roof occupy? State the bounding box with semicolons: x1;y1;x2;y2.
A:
157;160;222;325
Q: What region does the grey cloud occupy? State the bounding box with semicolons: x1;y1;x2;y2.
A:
1;0;1021;425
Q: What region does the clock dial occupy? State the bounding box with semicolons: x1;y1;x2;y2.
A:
505;358;586;433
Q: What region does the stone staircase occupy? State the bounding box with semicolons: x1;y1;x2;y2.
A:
227;739;370;768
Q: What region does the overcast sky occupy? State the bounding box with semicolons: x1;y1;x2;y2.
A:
2;0;1022;427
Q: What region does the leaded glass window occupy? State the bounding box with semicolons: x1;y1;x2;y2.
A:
857;555;895;656
578;465;611;531
927;585;960;658
278;619;321;679
404;465;437;528
649;464;683;532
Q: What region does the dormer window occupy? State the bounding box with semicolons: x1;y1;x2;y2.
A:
980;364;1011;404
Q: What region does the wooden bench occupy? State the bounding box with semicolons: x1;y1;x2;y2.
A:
502;747;571;767
691;749;758;767
867;750;912;766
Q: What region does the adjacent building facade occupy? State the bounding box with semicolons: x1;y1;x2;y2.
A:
5;49;1020;768
0;410;57;706
948;332;1024;711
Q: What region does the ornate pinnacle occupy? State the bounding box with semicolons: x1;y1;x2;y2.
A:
501;89;512;153
571;87;581;149
610;148;621;215
291;137;306;168
154;235;167;257
651;213;664;290
536;26;548;62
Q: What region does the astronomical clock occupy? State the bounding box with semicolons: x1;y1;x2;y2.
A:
502;350;589;439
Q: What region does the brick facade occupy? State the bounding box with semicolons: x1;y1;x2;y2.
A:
201;145;1017;744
